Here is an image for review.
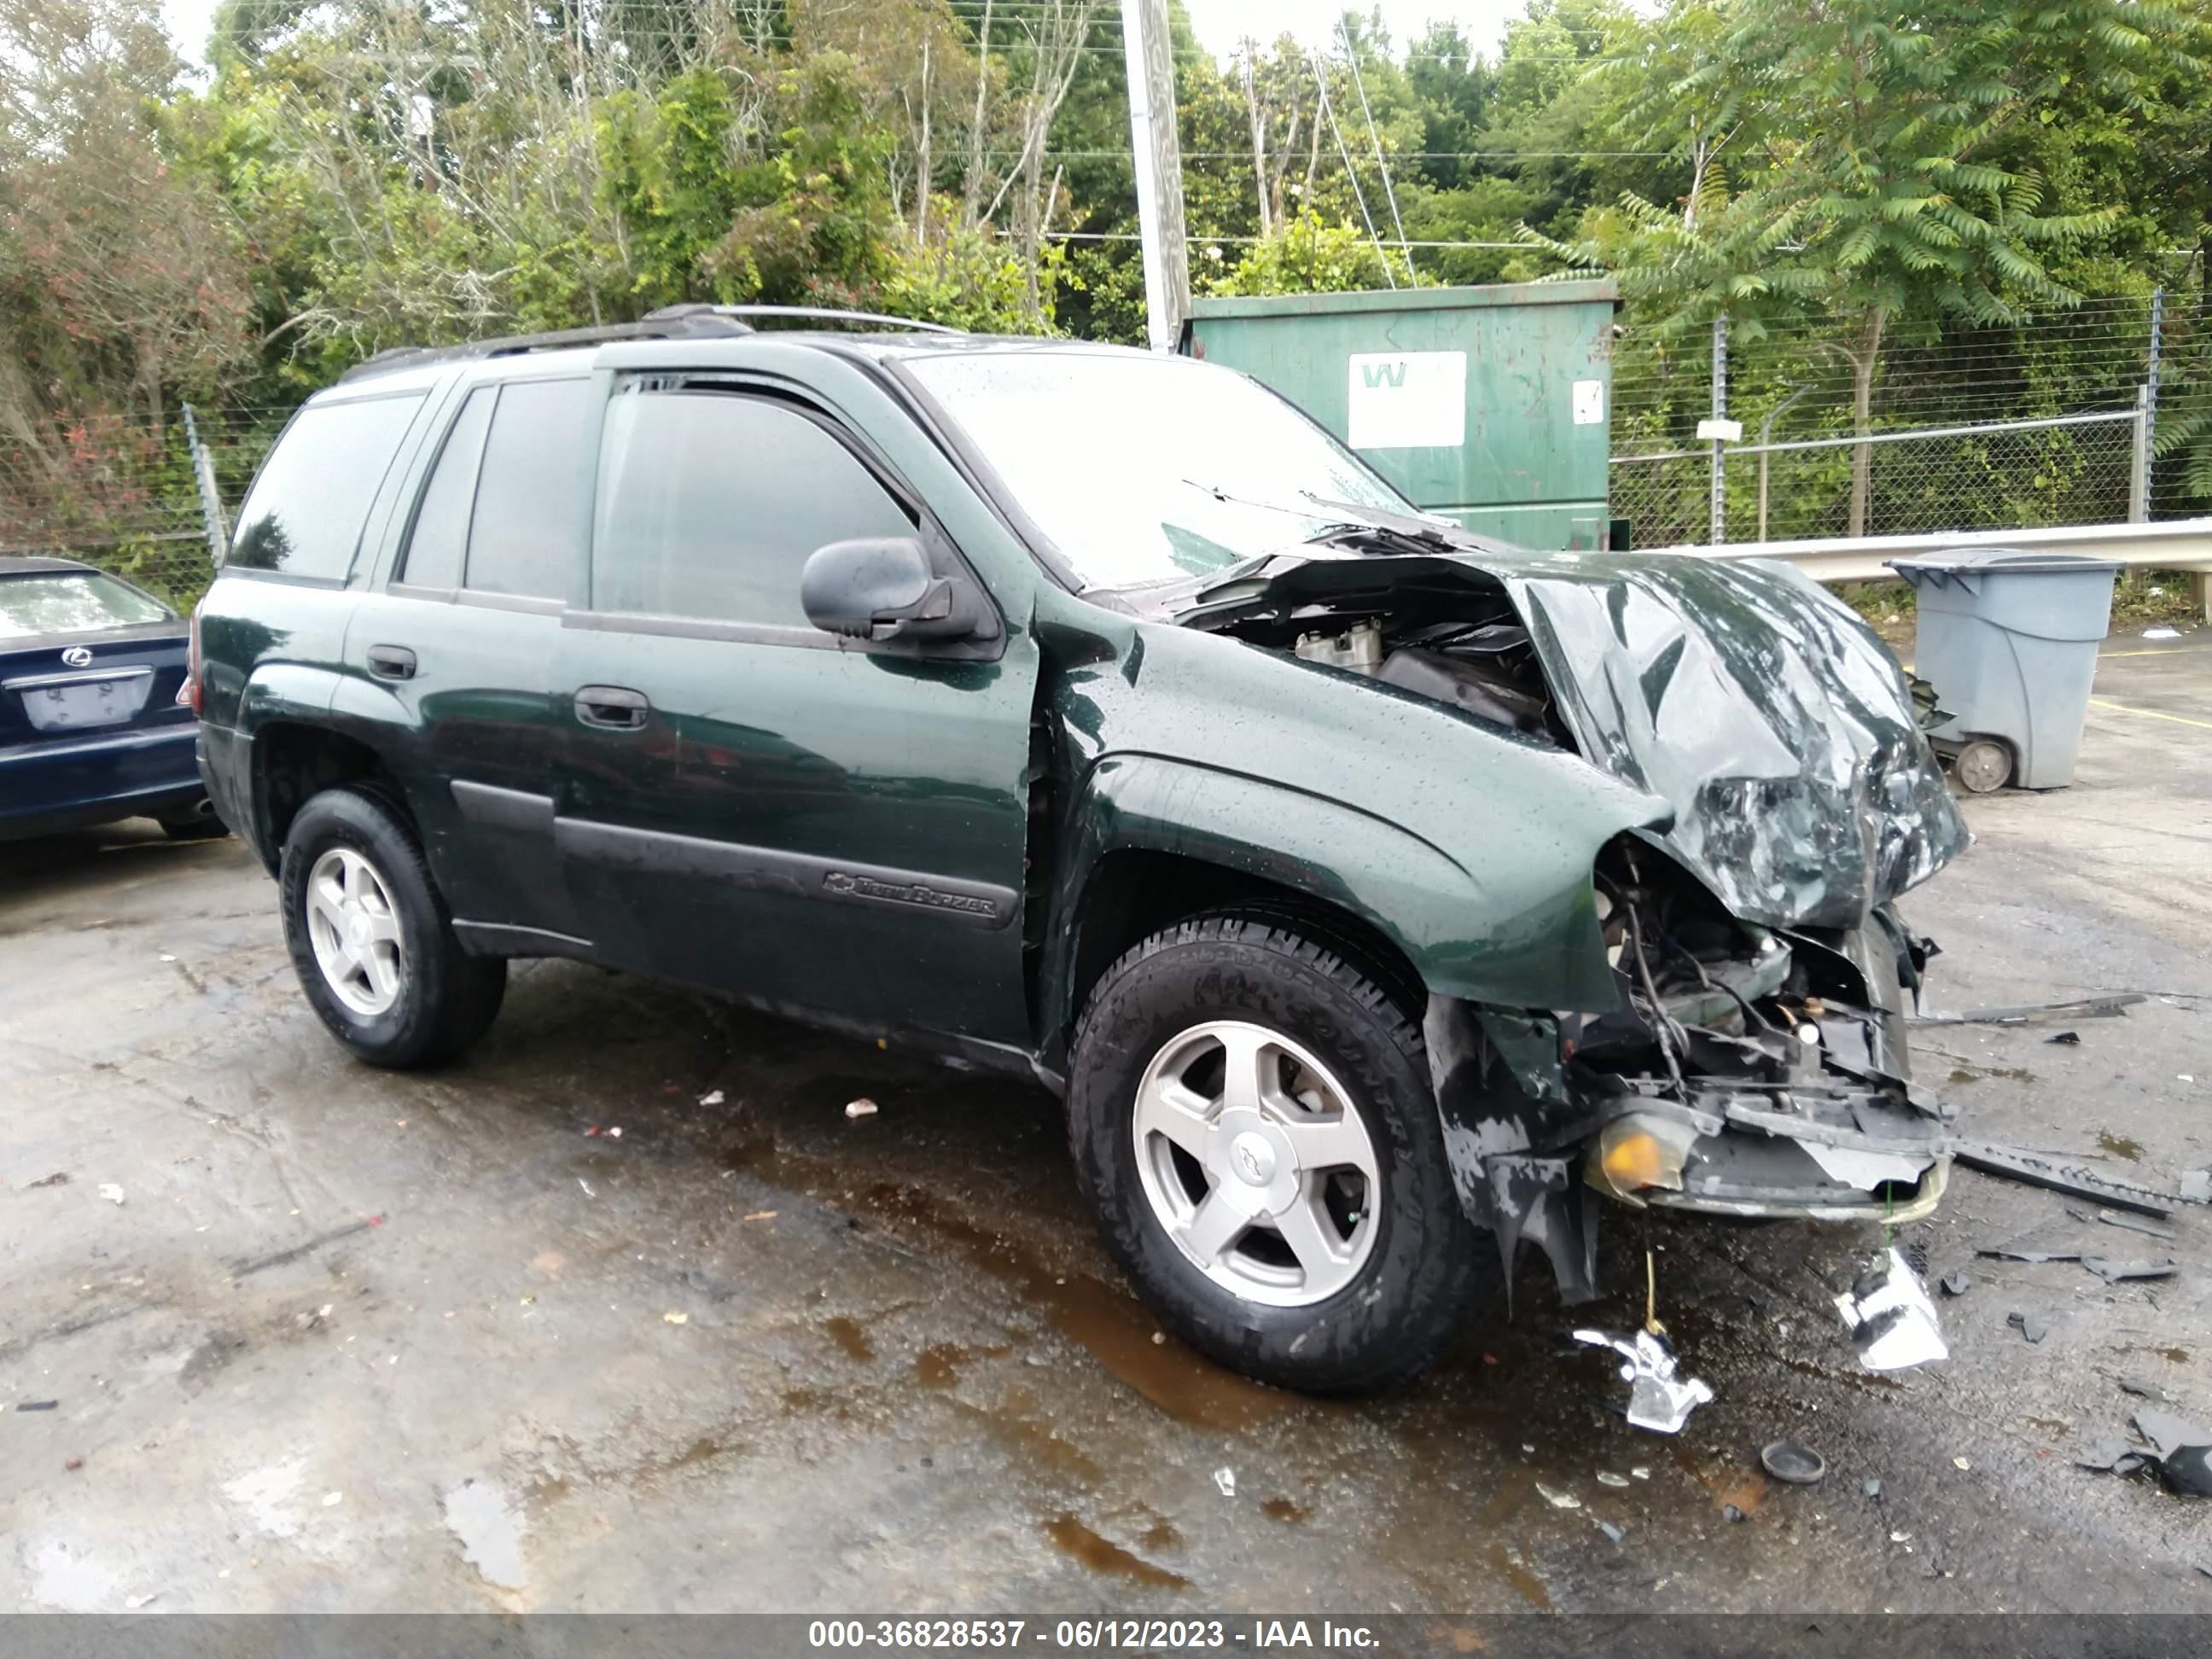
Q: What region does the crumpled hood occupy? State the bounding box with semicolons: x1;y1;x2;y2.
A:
1158;544;1969;930
1499;550;1968;928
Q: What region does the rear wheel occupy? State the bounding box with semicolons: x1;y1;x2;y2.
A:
1951;737;2013;794
1068;914;1479;1394
279;784;505;1067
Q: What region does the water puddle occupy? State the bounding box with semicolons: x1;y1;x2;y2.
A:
2095;1129;2145;1162
1487;1541;1552;1612
1260;1497;1310;1524
443;1477;527;1591
721;1133;1289;1432
1043;1515;1191;1589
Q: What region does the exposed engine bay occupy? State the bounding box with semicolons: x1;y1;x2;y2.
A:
1157;528;1967;1301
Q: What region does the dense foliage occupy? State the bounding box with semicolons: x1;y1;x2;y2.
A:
3;0;2209;569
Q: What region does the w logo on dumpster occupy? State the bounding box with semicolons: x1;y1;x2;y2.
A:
1347;351;1466;451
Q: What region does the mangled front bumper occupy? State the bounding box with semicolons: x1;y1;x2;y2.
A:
1425;887;1952;1302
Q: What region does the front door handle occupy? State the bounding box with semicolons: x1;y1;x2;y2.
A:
574;685;649;730
366;645;416;681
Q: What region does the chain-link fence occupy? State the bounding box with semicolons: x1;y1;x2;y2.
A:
1612;409;2145;548
0;405;287;613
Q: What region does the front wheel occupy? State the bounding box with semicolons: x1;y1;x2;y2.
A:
278;784;506;1068
1068;914;1480;1394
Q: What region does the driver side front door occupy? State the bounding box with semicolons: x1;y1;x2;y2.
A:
551;377;1039;1049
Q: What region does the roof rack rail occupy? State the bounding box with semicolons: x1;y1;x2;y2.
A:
337;311;755;384
644;302;963;336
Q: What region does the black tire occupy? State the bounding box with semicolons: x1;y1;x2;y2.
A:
159;802;230;841
278;783;506;1068
1068;913;1479;1394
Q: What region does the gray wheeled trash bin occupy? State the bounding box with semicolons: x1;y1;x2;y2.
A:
1887;549;2121;793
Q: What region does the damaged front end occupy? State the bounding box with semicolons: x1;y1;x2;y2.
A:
1160;523;1970;1307
1426;839;1951;1304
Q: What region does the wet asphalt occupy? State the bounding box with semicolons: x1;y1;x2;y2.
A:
3;638;2209;1615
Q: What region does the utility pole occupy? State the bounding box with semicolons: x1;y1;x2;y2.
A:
1120;0;1190;352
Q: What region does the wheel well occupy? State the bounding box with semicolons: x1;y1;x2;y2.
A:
253;724;397;859
1065;850;1428;1037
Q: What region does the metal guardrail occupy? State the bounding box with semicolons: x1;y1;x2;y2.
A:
1640;517;2212;620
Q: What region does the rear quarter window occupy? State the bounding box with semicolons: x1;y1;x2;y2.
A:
230;393;426;579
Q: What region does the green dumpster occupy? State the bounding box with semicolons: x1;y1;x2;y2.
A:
1185;280;1620;550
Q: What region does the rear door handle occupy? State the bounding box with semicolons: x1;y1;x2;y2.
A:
574;685;649;730
366;645;416;681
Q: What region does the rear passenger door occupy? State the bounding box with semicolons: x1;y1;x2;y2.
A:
335;375;596;949
550;376;1039;1045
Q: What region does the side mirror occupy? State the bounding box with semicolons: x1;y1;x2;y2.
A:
800;535;996;646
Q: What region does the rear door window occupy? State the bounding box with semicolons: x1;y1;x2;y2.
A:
591;390;911;626
463;379;592;601
230;393;424;578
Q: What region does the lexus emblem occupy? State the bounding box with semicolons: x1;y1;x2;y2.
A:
61;646;93;667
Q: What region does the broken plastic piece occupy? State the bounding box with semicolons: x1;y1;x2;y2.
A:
1832;1249;1949;1371
1760;1441;1826;1485
1536;1481;1581;1511
1597;1520;1626;1543
1212;1467;1236;1498
2181;1171;2211;1204
2133;1409;2210;1460
1572;1326;1714;1435
16;1400;59;1412
2006;1310;2049;1345
97;1183;124;1205
845;1098;879;1120
2119;1377;2173;1404
1939;1272;1972;1296
1596;1471;1631;1488
1979;1239;2081;1264
2046;1031;2081;1045
1912;994;2145;1027
2081;1255;2178;1284
1952;1140;2178;1217
1861;1478;1883;1499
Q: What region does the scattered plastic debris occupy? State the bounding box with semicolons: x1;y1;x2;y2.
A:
26;1172;68;1189
1832;1249;1949;1371
584;1126;602;1137
1630;1466;1650;1481
742;1210;777;1222
845;1098;879;1120
1213;1467;1236;1498
699;1090;725;1107
662;1311;688;1325
2081;1256;2178;1284
608;1126;622;1138
96;1184;124;1205
17;1400;58;1412
2120;1377;2174;1403
1537;1482;1582;1511
1952;1140;2177;1217
1597;1520;1626;1543
1980;1238;2081;1264
2072;1207;2179;1240
2046;1031;2081;1045
2143;627;2180;640
2180;1170;2211;1204
2132;1410;2212;1498
1572;1327;1714;1435
125;1592;160;1610
1953;1456;1971;1471
1596;1471;1631;1488
321;1492;342;1507
1890;1530;1912;1544
1723;1505;1747;1523
577;1179;595;1198
2075;1436;2147;1474
2006;1310;2049;1344
1939;1272;1973;1297
1912;993;2144;1027
1861;1478;1883;1499
1760;1441;1826;1485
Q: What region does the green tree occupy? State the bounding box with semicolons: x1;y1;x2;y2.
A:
1543;0;2201;533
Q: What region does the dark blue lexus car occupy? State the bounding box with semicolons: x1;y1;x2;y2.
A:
0;556;225;842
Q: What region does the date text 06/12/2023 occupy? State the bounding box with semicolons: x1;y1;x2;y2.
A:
806;1618;1382;1650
